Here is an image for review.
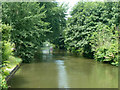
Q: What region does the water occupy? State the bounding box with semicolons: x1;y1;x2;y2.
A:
8;49;118;88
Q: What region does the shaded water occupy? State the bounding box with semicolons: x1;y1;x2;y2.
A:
8;50;118;88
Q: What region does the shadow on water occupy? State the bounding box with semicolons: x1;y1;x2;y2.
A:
34;49;68;63
8;49;118;88
8;75;28;87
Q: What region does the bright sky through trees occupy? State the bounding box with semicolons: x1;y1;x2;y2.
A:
56;0;79;18
56;0;105;18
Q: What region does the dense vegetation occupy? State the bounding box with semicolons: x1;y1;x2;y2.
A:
0;24;12;89
1;2;67;88
0;24;22;89
2;2;67;63
1;1;119;89
64;2;119;66
2;2;49;63
39;2;67;49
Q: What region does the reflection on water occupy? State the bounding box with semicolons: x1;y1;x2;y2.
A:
8;49;118;88
56;60;69;88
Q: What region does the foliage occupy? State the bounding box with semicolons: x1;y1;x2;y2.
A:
2;24;11;41
2;2;50;63
0;24;12;89
0;24;22;89
90;24;118;66
64;2;119;65
2;2;67;63
2;41;14;62
0;74;8;89
0;24;14;63
39;2;67;49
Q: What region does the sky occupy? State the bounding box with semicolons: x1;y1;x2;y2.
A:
56;0;104;18
56;0;80;18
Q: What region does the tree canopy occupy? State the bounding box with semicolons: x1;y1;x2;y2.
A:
2;2;67;62
64;2;119;66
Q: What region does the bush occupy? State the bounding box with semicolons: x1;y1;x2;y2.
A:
0;24;19;89
64;2;119;66
2;2;50;63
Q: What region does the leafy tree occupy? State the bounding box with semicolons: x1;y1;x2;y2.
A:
64;2;119;65
39;2;67;48
2;2;50;63
0;24;14;89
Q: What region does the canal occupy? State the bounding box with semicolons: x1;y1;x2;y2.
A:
8;49;118;88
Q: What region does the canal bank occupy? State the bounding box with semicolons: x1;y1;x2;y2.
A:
1;57;22;89
8;50;118;88
6;62;22;82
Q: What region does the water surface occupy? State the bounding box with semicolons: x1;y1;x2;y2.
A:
8;50;118;88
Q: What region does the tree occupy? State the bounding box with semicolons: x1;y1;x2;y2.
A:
39;2;67;48
64;2;119;65
2;2;50;63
